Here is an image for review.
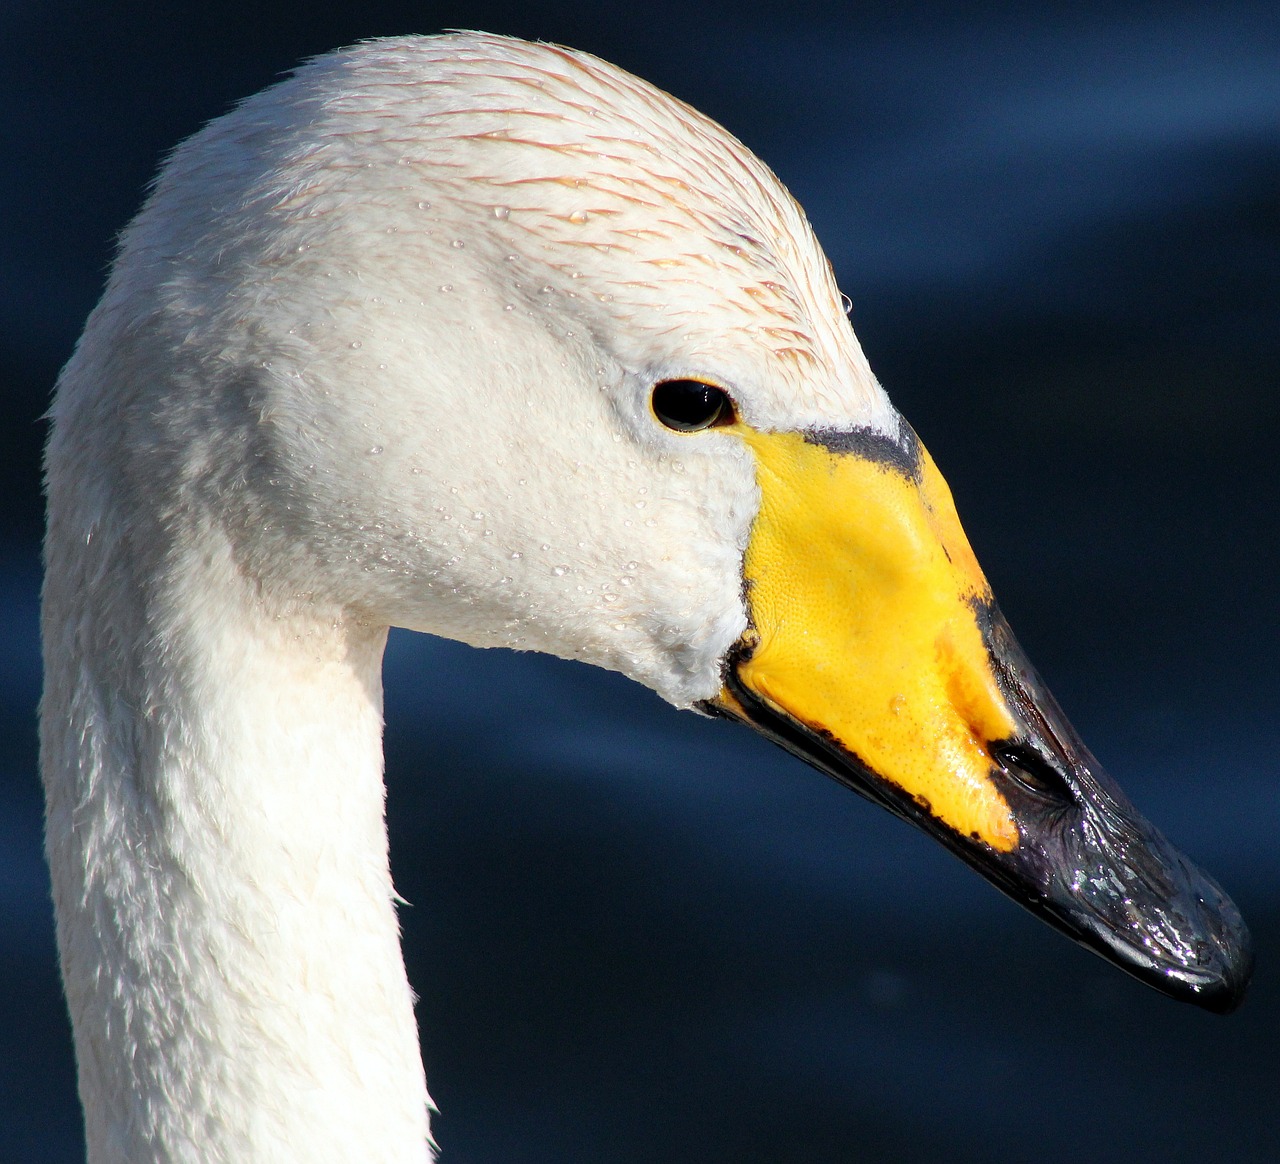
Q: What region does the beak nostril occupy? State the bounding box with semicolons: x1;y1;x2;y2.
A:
992;741;1076;803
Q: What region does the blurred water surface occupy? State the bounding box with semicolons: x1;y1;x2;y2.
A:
4;2;1277;1160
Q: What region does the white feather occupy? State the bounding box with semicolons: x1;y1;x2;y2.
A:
42;32;900;1162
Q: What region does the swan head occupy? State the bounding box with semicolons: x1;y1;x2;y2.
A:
85;32;1250;1010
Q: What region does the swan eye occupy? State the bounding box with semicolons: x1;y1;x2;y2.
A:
651;380;734;432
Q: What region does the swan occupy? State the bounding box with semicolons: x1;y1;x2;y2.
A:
41;32;1251;1163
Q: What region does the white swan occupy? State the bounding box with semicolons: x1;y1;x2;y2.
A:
41;32;1249;1163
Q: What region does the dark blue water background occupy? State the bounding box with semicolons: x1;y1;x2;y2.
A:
3;2;1277;1160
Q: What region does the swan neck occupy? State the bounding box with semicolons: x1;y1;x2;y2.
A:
41;524;431;1162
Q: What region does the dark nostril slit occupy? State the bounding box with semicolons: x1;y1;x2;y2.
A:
992;741;1076;803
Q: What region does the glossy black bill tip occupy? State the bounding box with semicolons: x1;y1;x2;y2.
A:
995;754;1255;1014
980;605;1253;1014
716;609;1253;1014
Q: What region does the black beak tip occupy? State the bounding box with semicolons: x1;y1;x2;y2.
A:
1181;910;1254;1016
1194;970;1251;1016
1163;870;1254;1015
1089;876;1255;1015
1164;945;1253;1015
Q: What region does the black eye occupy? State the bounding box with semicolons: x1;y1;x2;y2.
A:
651;380;734;432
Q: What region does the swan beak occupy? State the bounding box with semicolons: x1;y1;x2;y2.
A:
708;425;1253;1013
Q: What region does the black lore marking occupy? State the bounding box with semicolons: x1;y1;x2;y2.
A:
804;418;922;481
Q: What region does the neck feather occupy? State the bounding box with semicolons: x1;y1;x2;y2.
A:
41;511;431;1162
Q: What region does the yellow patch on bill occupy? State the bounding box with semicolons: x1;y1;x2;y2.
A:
729;426;1019;851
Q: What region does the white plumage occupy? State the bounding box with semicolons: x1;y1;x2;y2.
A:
42;33;896;1162
41;29;1251;1164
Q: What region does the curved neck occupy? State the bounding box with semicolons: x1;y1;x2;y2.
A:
41;518;431;1162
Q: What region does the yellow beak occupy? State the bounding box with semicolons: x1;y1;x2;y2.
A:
729;424;1019;850
706;420;1251;1013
